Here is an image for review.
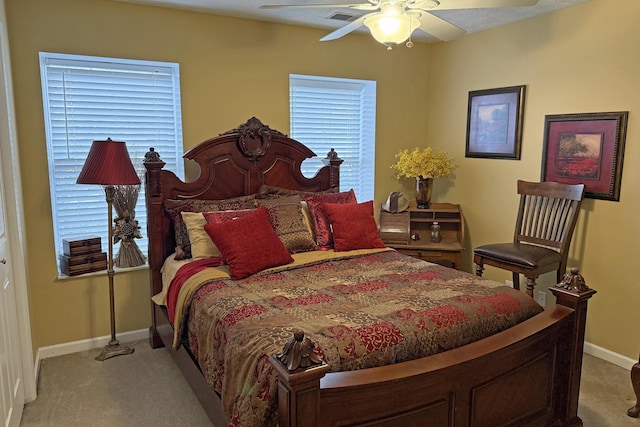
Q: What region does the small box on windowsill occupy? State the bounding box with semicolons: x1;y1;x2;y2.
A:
63;236;102;257
60;252;108;276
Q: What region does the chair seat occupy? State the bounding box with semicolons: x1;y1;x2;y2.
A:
474;243;561;269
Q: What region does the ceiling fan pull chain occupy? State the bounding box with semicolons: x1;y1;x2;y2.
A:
406;11;415;48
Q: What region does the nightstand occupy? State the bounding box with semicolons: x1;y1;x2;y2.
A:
379;202;465;269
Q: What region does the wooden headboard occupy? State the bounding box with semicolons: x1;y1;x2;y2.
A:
143;117;343;324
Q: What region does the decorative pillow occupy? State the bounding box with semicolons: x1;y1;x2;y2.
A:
300;201;315;241
302;189;357;249
203;209;257;225
181;212;213;260
257;184;337;199
204;206;294;280
257;185;335;239
164;195;257;259
323;200;386;251
184;209;256;260
256;196;316;253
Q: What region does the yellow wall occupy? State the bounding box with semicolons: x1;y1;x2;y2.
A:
428;0;640;359
6;0;639;361
5;0;431;354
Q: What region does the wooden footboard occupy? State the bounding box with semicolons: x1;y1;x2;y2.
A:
151;284;593;427
271;270;595;427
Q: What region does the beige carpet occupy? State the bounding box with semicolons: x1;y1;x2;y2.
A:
20;341;639;426
20;341;212;426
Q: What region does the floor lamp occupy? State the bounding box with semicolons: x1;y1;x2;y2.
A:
77;138;141;361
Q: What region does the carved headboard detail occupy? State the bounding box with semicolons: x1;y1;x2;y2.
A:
230;116;280;163
143;117;343;302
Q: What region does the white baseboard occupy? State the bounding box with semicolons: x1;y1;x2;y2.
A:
33;328;148;383
584;341;637;371
31;331;636;392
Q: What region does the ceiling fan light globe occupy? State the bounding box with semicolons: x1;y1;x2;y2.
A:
413;0;440;9
364;12;419;45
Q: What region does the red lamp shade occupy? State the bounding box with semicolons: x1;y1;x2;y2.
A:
77;138;141;185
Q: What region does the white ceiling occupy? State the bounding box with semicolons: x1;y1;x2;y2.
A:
113;0;591;42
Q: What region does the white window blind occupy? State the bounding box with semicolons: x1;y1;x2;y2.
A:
289;74;376;202
39;52;184;272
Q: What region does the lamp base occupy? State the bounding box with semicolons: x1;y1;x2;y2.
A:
95;339;135;361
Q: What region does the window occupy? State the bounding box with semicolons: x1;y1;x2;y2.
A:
289;74;376;201
39;52;184;272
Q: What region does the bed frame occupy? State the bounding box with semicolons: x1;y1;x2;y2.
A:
144;117;596;427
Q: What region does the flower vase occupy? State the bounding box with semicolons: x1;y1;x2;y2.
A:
415;177;433;209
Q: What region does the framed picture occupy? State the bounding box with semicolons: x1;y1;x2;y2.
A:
541;111;628;201
465;85;526;159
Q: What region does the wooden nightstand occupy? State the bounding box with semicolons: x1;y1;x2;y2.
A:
379;202;465;269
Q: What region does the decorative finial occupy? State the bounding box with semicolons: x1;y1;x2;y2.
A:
144;147;161;163
275;329;323;372
326;148;338;159
556;268;590;292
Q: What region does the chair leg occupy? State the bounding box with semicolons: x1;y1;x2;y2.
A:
629;357;640;417
557;262;567;284
524;277;536;298
475;263;484;277
512;272;520;290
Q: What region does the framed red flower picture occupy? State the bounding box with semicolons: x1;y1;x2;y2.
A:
541;111;628;201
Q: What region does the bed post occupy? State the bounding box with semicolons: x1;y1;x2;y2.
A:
322;148;343;190
143;148;166;349
549;268;597;426
270;330;331;427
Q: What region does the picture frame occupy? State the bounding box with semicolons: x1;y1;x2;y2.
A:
541;111;628;201
465;85;526;159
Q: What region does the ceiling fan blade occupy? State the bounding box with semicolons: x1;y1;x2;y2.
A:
320;15;368;41
416;12;466;41
261;2;377;10
435;0;538;10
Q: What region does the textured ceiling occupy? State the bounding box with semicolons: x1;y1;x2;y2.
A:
113;0;591;42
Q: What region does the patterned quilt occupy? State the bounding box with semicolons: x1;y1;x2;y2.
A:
174;249;543;427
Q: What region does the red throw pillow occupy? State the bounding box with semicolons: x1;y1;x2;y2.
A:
302;189;357;249
163;195;257;260
203;209;256;225
323;200;386;251
204;206;293;280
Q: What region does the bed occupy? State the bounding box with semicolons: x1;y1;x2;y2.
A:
144;117;596;427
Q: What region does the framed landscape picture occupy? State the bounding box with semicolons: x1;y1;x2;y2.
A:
465;85;526;159
541;111;628;201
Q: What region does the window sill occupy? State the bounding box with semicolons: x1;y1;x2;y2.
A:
57;263;148;281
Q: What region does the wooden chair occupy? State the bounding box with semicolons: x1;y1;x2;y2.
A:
474;180;585;297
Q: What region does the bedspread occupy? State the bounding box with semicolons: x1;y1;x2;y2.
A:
180;249;543;427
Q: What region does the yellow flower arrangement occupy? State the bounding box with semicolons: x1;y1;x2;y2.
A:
391;147;456;180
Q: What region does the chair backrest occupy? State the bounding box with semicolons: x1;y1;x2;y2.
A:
514;180;585;254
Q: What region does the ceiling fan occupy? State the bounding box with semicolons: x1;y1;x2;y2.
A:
261;0;539;49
